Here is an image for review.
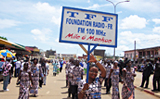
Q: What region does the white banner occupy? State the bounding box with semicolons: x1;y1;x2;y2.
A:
59;6;118;47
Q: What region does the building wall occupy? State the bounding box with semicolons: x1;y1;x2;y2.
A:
124;47;160;61
124;50;138;60
45;50;56;58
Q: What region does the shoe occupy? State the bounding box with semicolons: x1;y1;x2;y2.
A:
151;90;157;92
144;87;148;88
33;94;37;97
140;86;143;88
3;89;9;92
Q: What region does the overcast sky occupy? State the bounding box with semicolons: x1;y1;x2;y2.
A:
0;0;160;56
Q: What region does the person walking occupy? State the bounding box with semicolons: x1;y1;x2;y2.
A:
40;58;45;87
122;60;136;99
67;58;75;98
17;62;33;99
118;58;124;82
15;59;21;77
1;58;12;92
140;59;153;88
65;60;70;87
43;60;49;85
60;59;63;72
152;60;160;91
30;58;43;97
70;59;83;99
104;60;112;94
53;60;58;76
78;54;106;99
108;61;120;99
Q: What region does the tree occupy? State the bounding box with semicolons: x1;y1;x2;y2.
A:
0;36;7;40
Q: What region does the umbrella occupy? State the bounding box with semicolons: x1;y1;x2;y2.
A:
0;50;15;58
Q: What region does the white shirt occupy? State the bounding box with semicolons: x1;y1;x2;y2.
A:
83;62;87;69
16;61;21;69
20;62;25;70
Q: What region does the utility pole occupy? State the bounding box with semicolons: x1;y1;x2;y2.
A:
134;40;136;64
106;0;130;60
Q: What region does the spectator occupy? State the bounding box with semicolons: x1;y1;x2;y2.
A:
152;60;160;91
140;59;153;88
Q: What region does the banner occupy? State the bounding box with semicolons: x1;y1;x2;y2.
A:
59;6;118;47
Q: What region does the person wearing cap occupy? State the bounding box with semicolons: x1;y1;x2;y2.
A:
104;60;113;94
122;60;136;99
107;61;120;99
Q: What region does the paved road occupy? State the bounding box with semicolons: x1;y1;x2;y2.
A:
0;64;159;99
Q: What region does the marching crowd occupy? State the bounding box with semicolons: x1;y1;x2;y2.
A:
0;57;50;98
64;55;136;99
0;55;160;99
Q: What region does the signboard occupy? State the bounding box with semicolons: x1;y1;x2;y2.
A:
59;6;118;47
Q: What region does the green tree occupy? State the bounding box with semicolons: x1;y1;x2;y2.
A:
0;36;7;40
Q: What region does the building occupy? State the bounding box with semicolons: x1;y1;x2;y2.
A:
61;54;76;60
94;49;105;60
45;49;56;58
78;54;87;60
124;46;160;62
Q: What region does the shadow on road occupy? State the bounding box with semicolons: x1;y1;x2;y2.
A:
61;86;67;89
61;91;68;94
0;90;4;92
57;79;66;81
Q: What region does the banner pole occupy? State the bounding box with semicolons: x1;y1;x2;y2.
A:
86;44;90;83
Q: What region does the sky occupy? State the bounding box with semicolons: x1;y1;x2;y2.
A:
0;0;160;57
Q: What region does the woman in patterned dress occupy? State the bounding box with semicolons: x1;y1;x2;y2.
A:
17;62;33;99
107;61;120;99
122;60;136;99
30;58;43;97
78;54;106;99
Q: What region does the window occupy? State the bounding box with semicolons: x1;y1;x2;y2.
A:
130;54;132;58
147;51;150;58
139;52;142;58
143;51;145;57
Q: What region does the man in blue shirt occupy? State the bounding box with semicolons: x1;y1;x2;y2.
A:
60;59;63;72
